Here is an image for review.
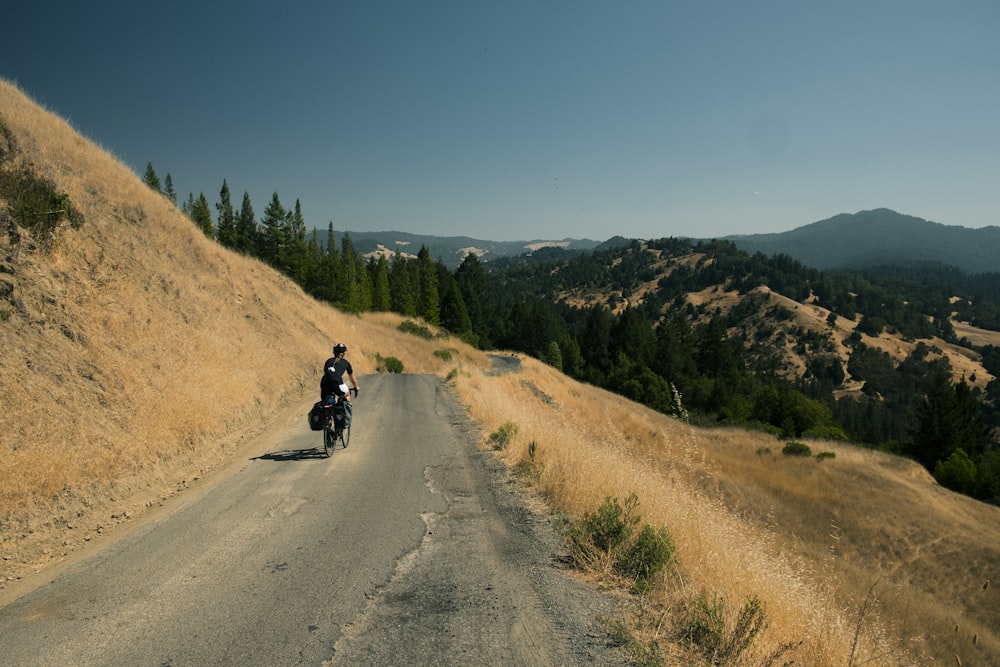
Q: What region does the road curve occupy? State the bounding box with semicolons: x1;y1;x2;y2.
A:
0;374;627;666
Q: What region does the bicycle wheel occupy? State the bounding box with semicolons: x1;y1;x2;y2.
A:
323;424;334;457
340;425;351;449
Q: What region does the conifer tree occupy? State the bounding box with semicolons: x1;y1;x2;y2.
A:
314;222;340;303
390;252;417;316
581;304;614;376
188;192;213;236
359;255;374;311
438;263;473;340
163;173;177;203
339;232;366;312
913;369;994;470
215;180;236;247
234;192;257;255
371;255;391;312
282;199;309;283
455;253;493;348
417;245;440;326
142;162;161;193
258;192;287;269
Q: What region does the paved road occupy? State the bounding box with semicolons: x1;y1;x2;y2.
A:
0;374;627;666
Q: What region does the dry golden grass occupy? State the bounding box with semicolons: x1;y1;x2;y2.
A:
450;362;1000;665
2;80;998;665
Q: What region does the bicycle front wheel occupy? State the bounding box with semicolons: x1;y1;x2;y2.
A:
340;426;350;449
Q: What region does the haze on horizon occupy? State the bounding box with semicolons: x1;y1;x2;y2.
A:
3;1;998;242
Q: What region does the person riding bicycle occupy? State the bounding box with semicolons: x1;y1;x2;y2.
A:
321;343;359;402
321;343;358;432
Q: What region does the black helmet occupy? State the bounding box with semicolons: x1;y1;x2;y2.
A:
333;343;347;355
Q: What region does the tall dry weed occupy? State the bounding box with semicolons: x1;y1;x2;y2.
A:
446;355;1000;665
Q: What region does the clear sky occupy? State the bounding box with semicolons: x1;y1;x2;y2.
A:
3;1;998;242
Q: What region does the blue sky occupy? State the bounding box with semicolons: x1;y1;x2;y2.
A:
3;1;998;242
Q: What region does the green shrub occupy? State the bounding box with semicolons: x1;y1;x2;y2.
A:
815;451;836;461
781;441;812;457
375;353;404;373
567;493;675;593
619;524;675;593
488;420;518;450
398;319;434;339
802;425;850;441
934;448;978;496
681;594;788;665
602;616;665;667
0;159;84;251
577;494;639;554
433;348;453;362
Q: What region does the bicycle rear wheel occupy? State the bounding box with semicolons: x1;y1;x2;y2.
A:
323;424;334;457
340;425;351;449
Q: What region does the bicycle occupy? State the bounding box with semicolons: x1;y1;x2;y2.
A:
322;388;356;457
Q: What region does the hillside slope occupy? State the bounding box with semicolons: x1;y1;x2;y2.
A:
0;80;479;574
2;81;998;666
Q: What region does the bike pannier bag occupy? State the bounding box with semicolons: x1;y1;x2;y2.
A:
307;401;327;431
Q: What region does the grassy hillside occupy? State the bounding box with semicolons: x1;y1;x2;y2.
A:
0;78;479;570
2;80;997;665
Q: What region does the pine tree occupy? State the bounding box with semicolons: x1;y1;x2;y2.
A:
438;263;473;340
307;223;339;303
371;255;391;311
581;304;613;376
390;252;417;316
417;245;440;326
338;232;361;311
455;253;493;348
142;162;161;193
234;192;257;255
913;368;994;470
282;199;309;283
258;192;287;269
215;180;236;248
163;173;177;203
189;193;213;236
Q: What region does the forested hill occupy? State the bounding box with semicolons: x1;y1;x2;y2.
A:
152;164;1000;504
319;229;604;270
722;208;1000;274
473;238;1000;504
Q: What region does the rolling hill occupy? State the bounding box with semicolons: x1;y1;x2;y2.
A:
2;79;998;665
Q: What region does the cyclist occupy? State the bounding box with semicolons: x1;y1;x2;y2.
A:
321;343;359;402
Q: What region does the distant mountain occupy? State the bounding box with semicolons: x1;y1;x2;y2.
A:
316;229;602;270
722;209;1000;274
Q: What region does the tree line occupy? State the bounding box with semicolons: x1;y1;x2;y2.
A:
144;164;999;505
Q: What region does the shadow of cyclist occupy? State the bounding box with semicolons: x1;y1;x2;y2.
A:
252;447;328;462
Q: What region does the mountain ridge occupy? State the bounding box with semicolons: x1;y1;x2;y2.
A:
325;208;999;274
722;208;1000;274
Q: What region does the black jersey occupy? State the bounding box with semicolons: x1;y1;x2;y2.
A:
320;357;353;399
